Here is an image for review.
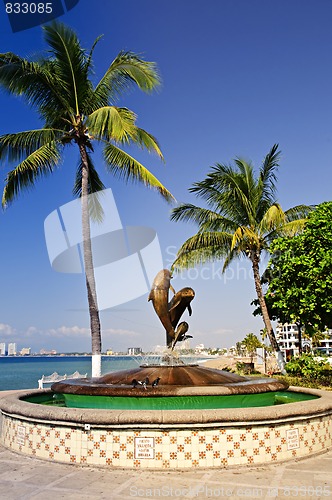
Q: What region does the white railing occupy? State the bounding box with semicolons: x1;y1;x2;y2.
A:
38;371;87;389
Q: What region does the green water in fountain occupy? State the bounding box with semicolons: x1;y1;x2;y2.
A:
24;391;318;410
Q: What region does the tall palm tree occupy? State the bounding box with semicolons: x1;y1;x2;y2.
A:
171;145;311;374
0;22;173;376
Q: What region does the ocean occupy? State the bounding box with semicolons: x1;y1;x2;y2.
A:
0;355;207;391
0;356;142;391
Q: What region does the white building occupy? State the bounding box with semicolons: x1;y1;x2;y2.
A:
20;347;31;356
8;343;17;356
276;323;332;356
127;347;142;356
0;343;5;355
316;331;332;355
195;344;205;352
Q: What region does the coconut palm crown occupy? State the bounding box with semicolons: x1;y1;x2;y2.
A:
0;22;173;376
171;144;312;373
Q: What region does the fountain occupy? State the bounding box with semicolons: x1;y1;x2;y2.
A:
50;268;289;408
0;269;331;468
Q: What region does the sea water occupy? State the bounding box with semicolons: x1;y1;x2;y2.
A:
0;355;206;391
0;356;140;391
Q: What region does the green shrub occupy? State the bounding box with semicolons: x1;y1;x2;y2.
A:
236;362;261;375
285;354;332;386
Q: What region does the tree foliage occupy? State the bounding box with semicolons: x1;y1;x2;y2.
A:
241;333;262;362
171;144;312;372
0;23;173;376
285;354;332;382
261;202;332;336
0;23;173;207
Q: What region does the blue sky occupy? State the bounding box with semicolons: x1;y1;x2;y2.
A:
0;0;331;354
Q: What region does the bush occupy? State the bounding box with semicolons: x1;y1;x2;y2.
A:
285;354;332;387
236;362;261;375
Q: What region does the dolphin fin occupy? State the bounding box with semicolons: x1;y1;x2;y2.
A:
187;304;192;316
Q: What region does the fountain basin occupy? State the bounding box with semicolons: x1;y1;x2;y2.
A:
49;364;291;409
50;365;290;405
0;385;331;469
25;389;317;409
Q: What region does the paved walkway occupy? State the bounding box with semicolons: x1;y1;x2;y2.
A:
0;445;330;499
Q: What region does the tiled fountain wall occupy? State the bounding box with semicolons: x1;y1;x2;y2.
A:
1;410;331;468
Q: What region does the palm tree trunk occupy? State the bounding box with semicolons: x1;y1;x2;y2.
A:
78;141;102;377
251;251;286;374
296;322;302;355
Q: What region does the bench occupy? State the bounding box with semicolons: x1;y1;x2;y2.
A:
38;371;88;389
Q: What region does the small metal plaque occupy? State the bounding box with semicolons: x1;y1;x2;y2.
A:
134;437;155;459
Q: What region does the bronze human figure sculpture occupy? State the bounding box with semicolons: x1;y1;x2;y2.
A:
148;269;195;349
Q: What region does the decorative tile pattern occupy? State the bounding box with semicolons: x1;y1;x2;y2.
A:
1;412;331;469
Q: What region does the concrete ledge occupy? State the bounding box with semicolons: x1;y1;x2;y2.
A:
0;387;331;427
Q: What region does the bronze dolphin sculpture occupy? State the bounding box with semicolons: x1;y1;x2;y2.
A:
148;269;176;347
171;321;193;350
168;287;195;329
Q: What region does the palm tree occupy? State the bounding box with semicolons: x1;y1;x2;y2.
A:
241;333;262;363
171;144;311;374
0;23;173;376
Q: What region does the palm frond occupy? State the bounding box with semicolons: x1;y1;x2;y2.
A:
92;51;160;108
86;107;164;160
0;51;78;128
285;204;315;221
231;226;261;253
2;142;62;207
258;144;280;196
278;219;308;237
85;34;103;76
171;204;236;232
222;247;240;272
0;52;46;97
0;129;63;164
86;106;137;143
256;144;280;216
103;143;174;202
258;203;286;234
233;159;257;224
134;128;164;160
190;162;254;226
42;22;91;116
172;232;232;271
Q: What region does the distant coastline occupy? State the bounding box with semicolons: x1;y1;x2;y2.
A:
0;353;216;358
